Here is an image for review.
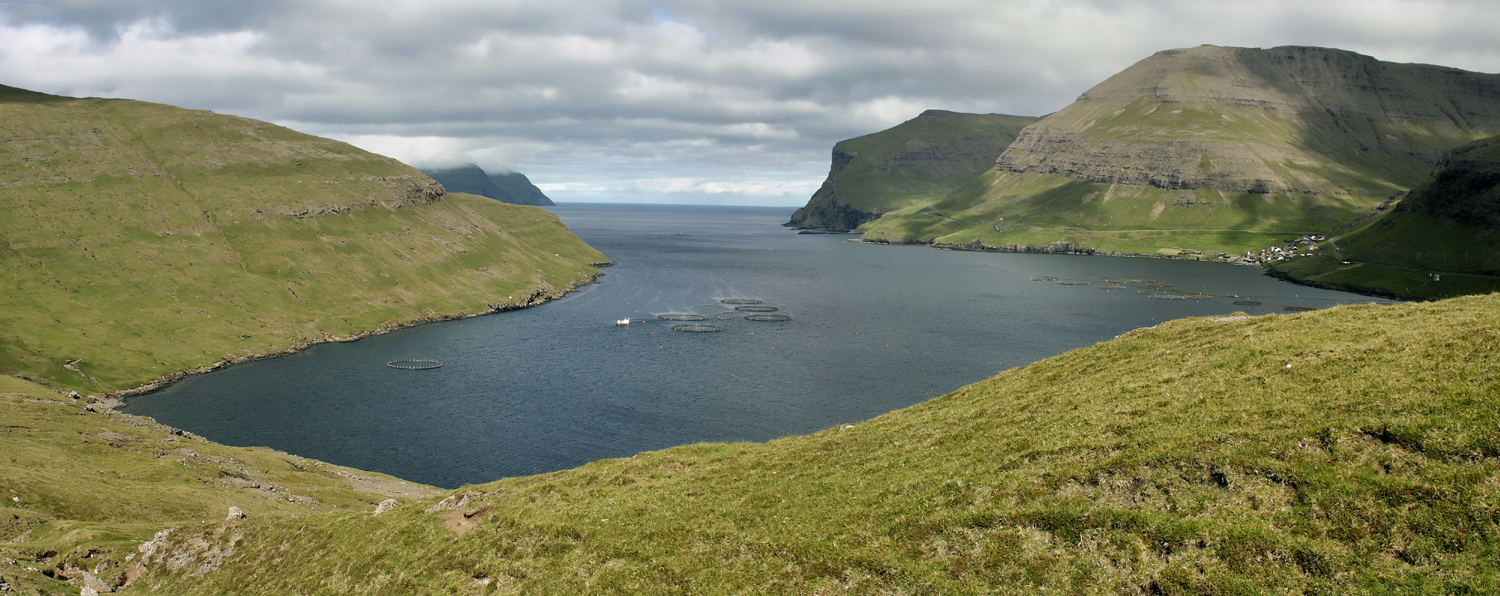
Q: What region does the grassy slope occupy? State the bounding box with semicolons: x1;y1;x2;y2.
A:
862;47;1500;257
1270;136;1500;299
0;87;606;393
113;294;1500;594
490;172;555;206
789;111;1039;229
826;111;1040;214
0;374;439;595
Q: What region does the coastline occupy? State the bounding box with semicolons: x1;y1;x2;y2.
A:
104;265;610;403
854;236;1261;265
852;235;1422;304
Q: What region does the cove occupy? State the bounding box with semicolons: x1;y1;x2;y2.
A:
123;204;1395;488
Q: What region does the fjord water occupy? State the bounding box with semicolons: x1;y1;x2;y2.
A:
125;204;1392;488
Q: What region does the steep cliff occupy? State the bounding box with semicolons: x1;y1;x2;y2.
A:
0;84;605;391
861;46;1500;256
787;110;1038;230
422;163;556;206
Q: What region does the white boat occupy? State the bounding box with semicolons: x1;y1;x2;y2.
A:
616;318;631;326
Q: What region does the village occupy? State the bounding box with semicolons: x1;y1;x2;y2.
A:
1242;234;1327;264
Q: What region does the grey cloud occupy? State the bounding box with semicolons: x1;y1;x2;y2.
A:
3;0;1498;205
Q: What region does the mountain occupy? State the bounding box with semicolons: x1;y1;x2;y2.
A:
787;110;1039;231
1269;133;1500;299
860;45;1500;257
45;294;1500;594
0;84;605;392
421;163;555;206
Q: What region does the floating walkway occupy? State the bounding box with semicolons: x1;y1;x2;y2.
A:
658;313;709;321
387;359;443;370
671;323;723;332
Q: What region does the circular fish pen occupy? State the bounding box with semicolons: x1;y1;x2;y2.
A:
1098;284;1128;290
1031;276;1058;282
671;323;723;332
734;305;779;312
1183;294;1215;299
744;314;791;322
1283;306;1316;312
387;359;443;370
1144;283;1171;288
657;313;709;321
1151;294;1186;300
1056;280;1090;286
1233;300;1262;306
720;298;762;305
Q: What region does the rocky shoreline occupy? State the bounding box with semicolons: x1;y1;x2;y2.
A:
106;265;610;402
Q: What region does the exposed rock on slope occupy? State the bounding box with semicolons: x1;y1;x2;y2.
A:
421;163;555;206
788;110;1038;230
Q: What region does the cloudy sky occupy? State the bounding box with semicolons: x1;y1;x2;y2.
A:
2;0;1497;205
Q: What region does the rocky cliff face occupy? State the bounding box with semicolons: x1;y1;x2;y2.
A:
788;110;1038;230
997;45;1500;195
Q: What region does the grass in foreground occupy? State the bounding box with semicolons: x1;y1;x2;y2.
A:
0;375;437;595
107;293;1500;594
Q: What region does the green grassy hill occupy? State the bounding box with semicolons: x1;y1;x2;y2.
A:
0;84;605;393
421;164;555;206
1270;134;1500;299
862;46;1500;257
787;110;1039;230
57;293;1498;594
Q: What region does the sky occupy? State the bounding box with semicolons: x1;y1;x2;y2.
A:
2;1;1497;206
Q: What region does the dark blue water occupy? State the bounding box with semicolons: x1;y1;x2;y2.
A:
123;204;1393;488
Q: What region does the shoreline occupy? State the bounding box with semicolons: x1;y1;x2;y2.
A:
853;236;1262;265
104;265;610;404
851;235;1418;303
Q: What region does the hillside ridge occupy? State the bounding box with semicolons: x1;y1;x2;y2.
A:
0;84;607;392
859;45;1500;262
788;109;1039;230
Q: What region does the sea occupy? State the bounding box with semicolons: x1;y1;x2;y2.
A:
122;204;1396;488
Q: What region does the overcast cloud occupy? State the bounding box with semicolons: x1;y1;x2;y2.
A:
3;0;1497;205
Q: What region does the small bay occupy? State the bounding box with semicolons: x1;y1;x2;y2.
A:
123;204;1394;488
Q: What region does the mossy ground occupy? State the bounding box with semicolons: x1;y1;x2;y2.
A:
92;294;1500;595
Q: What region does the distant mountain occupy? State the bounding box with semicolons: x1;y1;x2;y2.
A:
860;45;1500;257
1271;134;1500;299
787;110;1039;231
422;163;555;206
0;84;603;391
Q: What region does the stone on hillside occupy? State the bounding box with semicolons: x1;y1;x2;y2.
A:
374;499;398;515
80;571;111;594
226;506;246;521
